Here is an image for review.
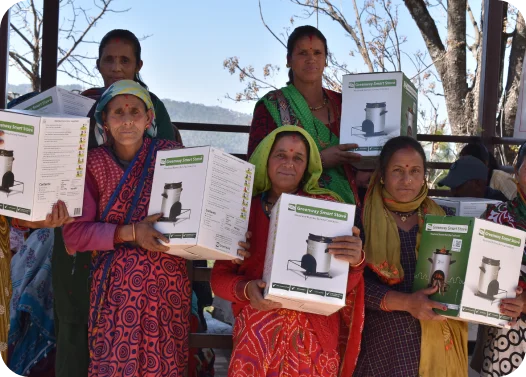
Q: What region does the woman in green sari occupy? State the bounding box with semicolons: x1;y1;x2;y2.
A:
248;26;361;205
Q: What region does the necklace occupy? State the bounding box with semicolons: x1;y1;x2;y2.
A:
308;93;329;111
391;209;418;222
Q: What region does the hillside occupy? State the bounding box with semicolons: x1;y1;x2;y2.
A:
8;83;252;153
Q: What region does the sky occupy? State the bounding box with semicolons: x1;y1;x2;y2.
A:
4;0;480;117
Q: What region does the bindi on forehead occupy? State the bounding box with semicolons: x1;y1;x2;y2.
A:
308;35;313;42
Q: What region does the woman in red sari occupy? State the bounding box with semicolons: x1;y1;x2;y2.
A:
63;80;190;377
248;26;361;206
211;126;365;377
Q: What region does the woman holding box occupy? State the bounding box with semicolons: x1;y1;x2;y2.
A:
52;29;180;377
211;126;365;377
62;80;190;376
247;26;361;206
354;136;468;377
470;142;526;377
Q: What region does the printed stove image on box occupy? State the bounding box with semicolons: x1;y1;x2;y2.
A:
414;215;525;327
263;194;356;315
148;146;254;260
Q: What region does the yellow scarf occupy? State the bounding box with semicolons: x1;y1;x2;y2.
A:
363;171;468;377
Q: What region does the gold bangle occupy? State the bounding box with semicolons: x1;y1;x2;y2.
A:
132;223;136;242
350;250;366;268
243;281;252;301
380;292;393;312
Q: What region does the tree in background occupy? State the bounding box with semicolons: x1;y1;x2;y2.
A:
224;0;525;165
8;0;133;92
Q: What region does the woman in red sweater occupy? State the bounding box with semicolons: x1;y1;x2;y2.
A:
211;126;365;377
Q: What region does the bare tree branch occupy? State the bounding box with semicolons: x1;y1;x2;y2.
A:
259;0;287;49
9;23;36;52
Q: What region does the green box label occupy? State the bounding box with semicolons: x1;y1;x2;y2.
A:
169;233;183;239
500;314;512;321
326;291;344;299
0;121;35;135
182;233;196;239
308;289;326;297
479;228;522;247
24;96;53;110
290;286;308;294
475;309;488;316
349;79;397;88
289;204;348;221
488;312;500;319
272;283;290;291
161;155;204;166
4;205;17;212
17;207;31;215
462;307;476;314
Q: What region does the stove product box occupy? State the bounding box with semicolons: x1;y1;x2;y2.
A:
340;72;418;169
13;86;95;117
413;215;525;327
433;197;502;218
148;146;255;260
0;109;89;221
262;193;356;315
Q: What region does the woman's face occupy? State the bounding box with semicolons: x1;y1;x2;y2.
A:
98;39;143;88
102;94;152;147
267;135;309;194
383;148;426;203
288;35;326;84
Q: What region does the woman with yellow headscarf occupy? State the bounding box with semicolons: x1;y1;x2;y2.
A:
211;126;365;376
354;136;468;377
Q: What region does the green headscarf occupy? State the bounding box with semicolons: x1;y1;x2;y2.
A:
249;125;342;202
259;84;355;204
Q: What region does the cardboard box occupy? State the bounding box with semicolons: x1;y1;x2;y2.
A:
432;197;501;218
13;87;95;117
413;215;525;327
0;109;89;221
262;193;356;315
340;72;418;169
148;146;254;260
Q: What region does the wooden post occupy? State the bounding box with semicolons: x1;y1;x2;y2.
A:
40;0;59;91
478;0;506;152
0;9;10;109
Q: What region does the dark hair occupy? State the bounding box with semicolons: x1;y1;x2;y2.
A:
459;143;490;165
516;141;526;171
459;142;498;182
286;26;328;85
379;136;427;177
97;29;148;89
270;131;311;164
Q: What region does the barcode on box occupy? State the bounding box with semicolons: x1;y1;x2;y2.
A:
451;238;462;252
74;208;81;216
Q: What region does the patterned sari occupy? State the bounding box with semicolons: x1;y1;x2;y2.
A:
476;195;526;376
84;138;191;377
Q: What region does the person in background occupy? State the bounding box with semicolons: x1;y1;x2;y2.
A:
212;126;365;377
471;142;526;377
354;136;468;377
247;26;361;206
354;168;374;204
52;29;178;377
438;156;508;202
62;80;190;376
460;142;516;200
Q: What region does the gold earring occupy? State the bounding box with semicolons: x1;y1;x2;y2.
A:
380;177;384;185
286;64;290;68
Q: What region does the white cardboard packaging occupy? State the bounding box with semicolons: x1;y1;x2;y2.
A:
262;193;355;315
148;146;254;260
432;197;502;218
0;109;89;221
340;72;418;169
13;87;95;117
415;216;525;328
